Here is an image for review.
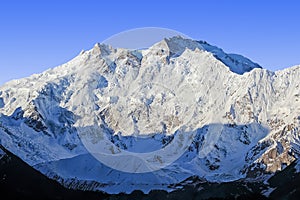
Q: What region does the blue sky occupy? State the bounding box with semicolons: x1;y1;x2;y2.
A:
0;0;300;85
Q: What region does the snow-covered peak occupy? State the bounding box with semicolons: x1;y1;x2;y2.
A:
146;36;261;74
153;36;203;56
0;37;299;194
91;43;114;56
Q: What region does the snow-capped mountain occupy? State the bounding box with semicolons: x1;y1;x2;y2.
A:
0;36;299;194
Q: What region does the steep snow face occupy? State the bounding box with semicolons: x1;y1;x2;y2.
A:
0;36;299;193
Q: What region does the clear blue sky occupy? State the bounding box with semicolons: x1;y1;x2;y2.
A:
1;0;300;85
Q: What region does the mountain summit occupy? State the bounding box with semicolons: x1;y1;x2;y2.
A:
0;37;299;195
151;36;262;74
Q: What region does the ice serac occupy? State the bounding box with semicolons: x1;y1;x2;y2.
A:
0;36;299;194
